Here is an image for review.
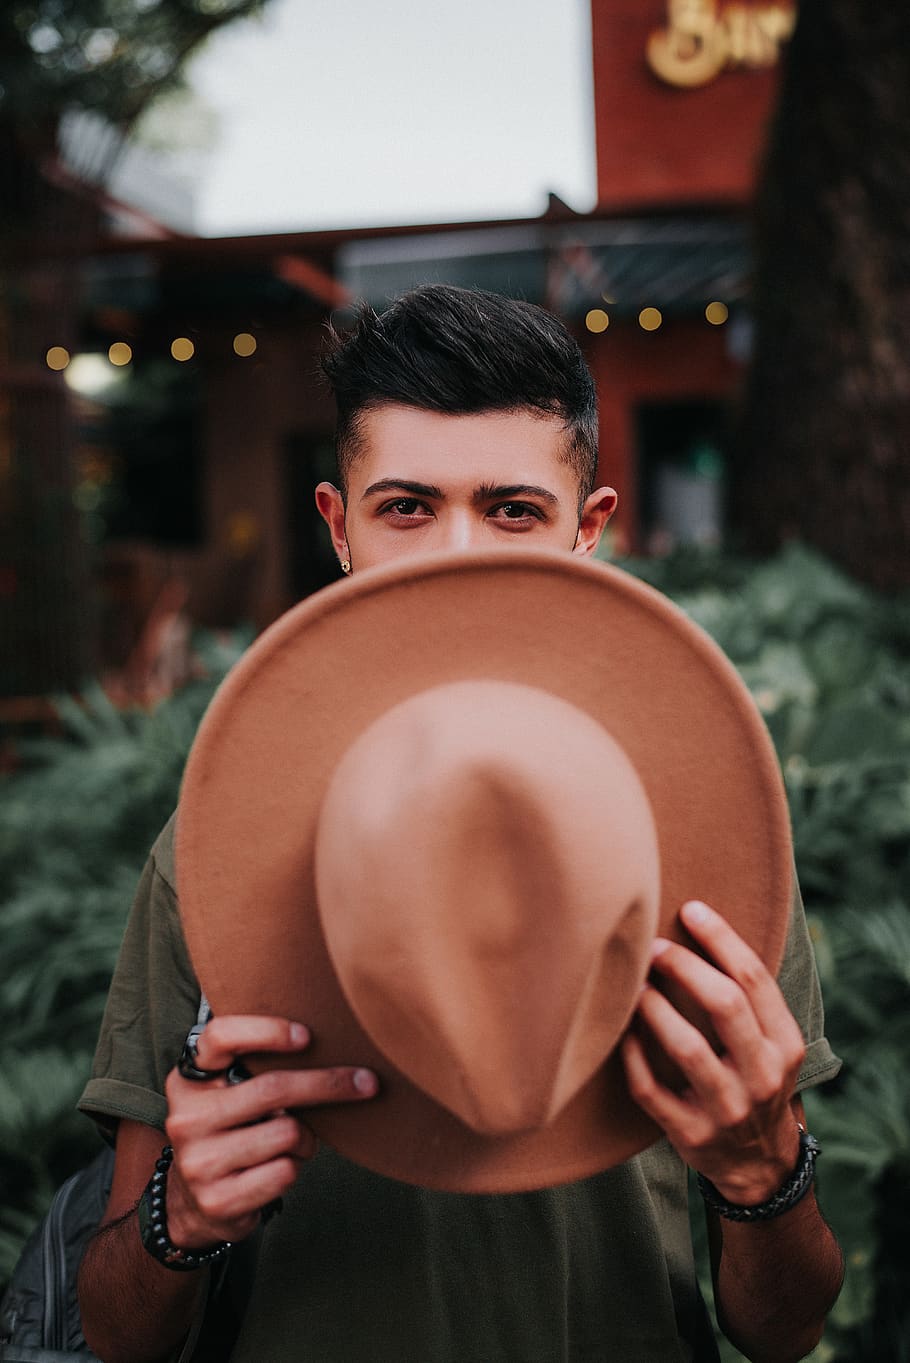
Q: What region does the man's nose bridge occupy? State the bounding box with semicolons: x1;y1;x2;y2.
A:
441;508;481;551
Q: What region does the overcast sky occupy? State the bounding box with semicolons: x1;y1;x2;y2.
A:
185;0;597;236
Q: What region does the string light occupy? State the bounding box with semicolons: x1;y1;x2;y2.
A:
705;301;729;326
233;332;257;357
108;342;132;366
171;337;195;362
225;509;261;556
585;309;610;334
638;307;662;332
65;354;124;397
46;346;70;371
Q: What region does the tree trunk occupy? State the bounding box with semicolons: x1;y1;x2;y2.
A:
732;1;910;590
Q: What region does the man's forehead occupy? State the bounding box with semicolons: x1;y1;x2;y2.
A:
355;403;566;440
349;405;574;484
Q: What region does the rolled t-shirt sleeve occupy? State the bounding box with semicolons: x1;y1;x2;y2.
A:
79;813;200;1135
778;873;841;1092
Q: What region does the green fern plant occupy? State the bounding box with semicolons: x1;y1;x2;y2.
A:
0;632;249;1285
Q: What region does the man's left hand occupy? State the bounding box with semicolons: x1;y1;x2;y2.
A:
621;899;806;1205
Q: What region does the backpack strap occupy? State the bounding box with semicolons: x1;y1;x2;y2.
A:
0;994;212;1363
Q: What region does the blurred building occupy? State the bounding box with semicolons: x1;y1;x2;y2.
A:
32;0;794;689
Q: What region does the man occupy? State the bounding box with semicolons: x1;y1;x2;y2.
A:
78;285;842;1363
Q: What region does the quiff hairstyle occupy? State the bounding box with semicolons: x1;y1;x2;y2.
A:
321;285;599;506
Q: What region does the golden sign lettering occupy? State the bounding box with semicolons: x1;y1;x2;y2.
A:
647;0;796;88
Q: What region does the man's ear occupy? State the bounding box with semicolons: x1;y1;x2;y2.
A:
574;487;618;556
315;482;349;564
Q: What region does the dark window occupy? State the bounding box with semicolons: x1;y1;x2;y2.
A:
635;400;728;553
78;361;203;547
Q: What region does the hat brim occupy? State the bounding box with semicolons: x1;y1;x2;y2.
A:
176;550;792;1192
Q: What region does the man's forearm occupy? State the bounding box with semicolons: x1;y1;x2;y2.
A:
711;1191;844;1363
79;1207;206;1363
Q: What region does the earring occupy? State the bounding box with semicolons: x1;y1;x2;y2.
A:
340;559;351;575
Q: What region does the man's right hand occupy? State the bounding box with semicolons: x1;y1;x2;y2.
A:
163;1015;378;1248
79;1018;377;1363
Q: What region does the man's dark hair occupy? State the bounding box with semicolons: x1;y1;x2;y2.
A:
321;285;598;506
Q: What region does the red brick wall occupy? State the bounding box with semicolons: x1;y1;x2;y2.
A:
591;0;790;209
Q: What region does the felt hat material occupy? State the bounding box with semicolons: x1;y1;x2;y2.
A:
176;550;793;1193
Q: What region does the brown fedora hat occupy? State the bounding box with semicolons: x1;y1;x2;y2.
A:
176;549;792;1193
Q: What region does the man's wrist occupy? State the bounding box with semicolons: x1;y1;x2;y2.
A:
137;1145;232;1271
697;1127;822;1223
705;1122;802;1206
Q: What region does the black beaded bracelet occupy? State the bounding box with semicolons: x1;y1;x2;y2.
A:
137;1145;232;1271
696;1128;822;1223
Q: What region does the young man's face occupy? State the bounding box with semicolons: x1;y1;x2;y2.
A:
315;405;617;574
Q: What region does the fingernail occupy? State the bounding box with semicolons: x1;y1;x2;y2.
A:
353;1068;378;1096
290;1022;310;1045
682;900;711;925
650;937;671;960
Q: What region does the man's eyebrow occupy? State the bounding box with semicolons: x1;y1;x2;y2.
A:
361;479;444;500
473;483;560;507
360;479;561;507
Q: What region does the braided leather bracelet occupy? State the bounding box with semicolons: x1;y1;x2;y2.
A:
137;1145;232;1271
696;1127;822;1223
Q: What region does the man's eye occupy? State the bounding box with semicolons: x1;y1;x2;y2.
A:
493;502;542;521
384;498;426;516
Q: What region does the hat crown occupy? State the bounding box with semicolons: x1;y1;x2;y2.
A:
315;680;661;1137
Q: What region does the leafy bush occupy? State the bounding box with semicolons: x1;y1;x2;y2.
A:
0;631;250;1281
1;549;908;1363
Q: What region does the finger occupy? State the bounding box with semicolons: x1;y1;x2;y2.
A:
648;936;769;1067
183;1064;379;1128
186;1159;302;1242
191;1016;311;1072
635;983;734;1110
620;1028;703;1136
636;965;801;1123
174;1112;315;1186
679;900;799;1042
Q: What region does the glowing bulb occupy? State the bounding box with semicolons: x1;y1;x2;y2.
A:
585;309;610;334
46;346;70;371
171;337;195;362
233;332;257;357
638;308;662;332
65;354;127;397
705;301;729;326
108;342;132;366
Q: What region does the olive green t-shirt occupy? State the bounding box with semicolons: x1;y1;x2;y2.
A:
80;816;840;1363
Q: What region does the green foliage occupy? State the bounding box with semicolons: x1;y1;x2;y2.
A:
619;543;910;1362
0;629;248;1286
1;1;270;127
